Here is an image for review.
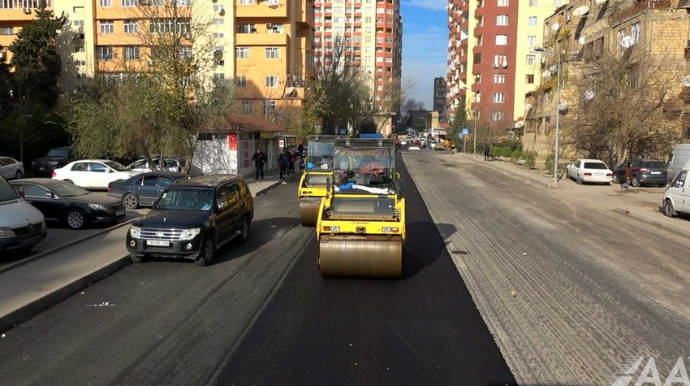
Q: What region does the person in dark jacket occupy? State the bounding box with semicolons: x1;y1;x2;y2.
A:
298;142;304;157
252;148;267;179
483;143;490;161
622;162;633;191
278;150;289;179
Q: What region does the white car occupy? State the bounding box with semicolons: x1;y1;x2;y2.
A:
53;160;141;190
566;159;614;185
0;157;24;180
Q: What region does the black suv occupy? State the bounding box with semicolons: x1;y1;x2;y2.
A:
31;146;77;177
126;174;254;266
613;158;667;187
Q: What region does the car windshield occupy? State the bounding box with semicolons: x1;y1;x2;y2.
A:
156;187;214;211
104;161;128;172
307;141;336;170
644;161;665;169
584;162;608;169
53;182;90;197
332;139;395;192
47;148;70;157
0;178;18;202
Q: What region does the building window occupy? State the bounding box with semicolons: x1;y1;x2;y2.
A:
496;15;508;26
242;100;253;114
497;0;508;6
124;20;138;34
553;0;563;6
214;18;224;25
493;93;505;103
265;76;279;87
526;54;535;65
263;100;277;115
526;74;534;84
237;24;255;33
96;46;114;60
475;91;481;103
494;74;505;83
240;0;252;4
474;73;481;83
75;46;85;53
496;35;508;45
491;111;505;121
265;47;279;59
124;46;140;61
213;73;224;81
122;0;137;6
100;0;112;6
528;0;537;5
235;76;247;87
494;54;506;67
632;22;641;43
528;16;537;26
236;47;249;59
214;32;225;39
0;27;12;35
100;21;114;34
527;35;537;46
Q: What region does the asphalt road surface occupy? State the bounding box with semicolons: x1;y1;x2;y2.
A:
0;154;516;386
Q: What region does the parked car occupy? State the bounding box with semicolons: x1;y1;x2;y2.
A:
667;144;690;183
0;157;24;180
52;160;141;190
108;172;187;209
31;146;77;177
613;159;667;187
127;158;185;173
663;168;690;217
0;176;47;254
10;178;126;230
126;174;254;266
566;159;614;185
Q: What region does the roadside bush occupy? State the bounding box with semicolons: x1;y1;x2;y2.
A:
510;150;522;163
490;146;501;158
501;147;512;158
525;153;536;169
544;153;555;174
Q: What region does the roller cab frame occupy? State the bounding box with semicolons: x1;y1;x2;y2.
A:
316;138;406;279
299;135;342;227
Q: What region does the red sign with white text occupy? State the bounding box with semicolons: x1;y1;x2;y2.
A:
228;132;238;151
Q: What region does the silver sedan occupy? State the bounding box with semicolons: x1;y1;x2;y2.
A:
0;156;24;180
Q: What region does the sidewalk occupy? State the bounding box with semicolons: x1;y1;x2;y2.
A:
0;171;298;333
453;152;690;238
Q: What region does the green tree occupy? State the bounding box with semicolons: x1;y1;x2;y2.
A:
448;104;468;150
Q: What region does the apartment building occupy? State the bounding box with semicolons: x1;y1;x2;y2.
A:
0;0;313;117
446;0;566;131
432;76;446;120
312;0;403;136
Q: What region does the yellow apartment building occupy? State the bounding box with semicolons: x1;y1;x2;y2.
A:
0;0;314;117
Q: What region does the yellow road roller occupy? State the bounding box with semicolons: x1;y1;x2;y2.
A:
298;135;342;227
316;138;405;279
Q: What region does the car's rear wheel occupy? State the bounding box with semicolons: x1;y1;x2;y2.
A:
576;174;583;185
15;170;22;179
632;176;640;188
123;193;139;210
66;209;87;230
664;199;676;218
238;218;250;243
196;236;215;266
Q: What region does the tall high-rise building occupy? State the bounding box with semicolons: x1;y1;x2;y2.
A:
0;0;314;115
433;76;446;119
312;0;403;136
446;0;565;129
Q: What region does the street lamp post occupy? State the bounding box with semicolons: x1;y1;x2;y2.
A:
533;46;562;184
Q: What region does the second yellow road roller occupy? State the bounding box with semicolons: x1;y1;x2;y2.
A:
298;135;341;227
315;138;405;279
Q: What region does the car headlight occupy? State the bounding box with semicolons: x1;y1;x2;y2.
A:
48;161;59;166
180;228;201;241
88;203;107;211
0;227;16;238
129;226;141;239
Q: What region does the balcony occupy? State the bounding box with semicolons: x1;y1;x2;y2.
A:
235;0;288;18
235;32;288;46
295;0;314;26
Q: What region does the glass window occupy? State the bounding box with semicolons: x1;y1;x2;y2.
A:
674;171;687;188
265;76;279;87
494;74;505;83
96;46;114;60
496;35;508;45
235;76;247;87
242;100;253;114
71;163;89;172
158;177;175;188
236;47;249;59
493;93;505;103
100;21;114;34
526;54;535;65
100;0;112;6
496;15;508;26
25;184;50;198
143;176;158;187
265;47;280;59
122;0;137;6
526;74;534;84
124;46;140;61
157;188;214;211
497;0;508;6
89;163;108;173
529;0;537;5
632;22;641;43
527;35;537;46
491;111;505;121
124;20;139;34
528;16;537;26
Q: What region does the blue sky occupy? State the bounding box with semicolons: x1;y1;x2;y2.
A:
401;0;448;109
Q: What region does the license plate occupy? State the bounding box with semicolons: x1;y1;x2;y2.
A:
651;171;661;174
595;173;604;176
116;210;125;216
147;240;170;247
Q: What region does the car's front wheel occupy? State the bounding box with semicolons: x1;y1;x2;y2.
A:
130;254;145;263
122;193;139;210
196;236;215;266
15;170;22;179
66;209;87;230
664;199;676;218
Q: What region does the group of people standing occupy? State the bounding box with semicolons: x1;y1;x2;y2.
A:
252;143;305;180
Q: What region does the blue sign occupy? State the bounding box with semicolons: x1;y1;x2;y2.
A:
462;128;470;135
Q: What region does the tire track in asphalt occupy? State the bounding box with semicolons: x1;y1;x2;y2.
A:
403;151;690;385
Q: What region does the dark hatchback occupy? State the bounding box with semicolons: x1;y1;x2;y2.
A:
126;174;254;266
10;178;126;230
31;146;77;177
107;172;186;209
613;159;668;187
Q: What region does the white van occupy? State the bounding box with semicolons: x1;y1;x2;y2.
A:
666;144;690;183
0;176;47;254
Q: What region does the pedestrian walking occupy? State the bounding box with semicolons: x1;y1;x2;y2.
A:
298;142;304;157
252;148;267;179
278;150;289;179
483;143;490;161
622;162;633;191
289;151;296;174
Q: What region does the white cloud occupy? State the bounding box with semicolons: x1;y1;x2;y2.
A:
402;0;447;11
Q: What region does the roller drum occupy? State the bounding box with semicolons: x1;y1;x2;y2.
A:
319;238;402;279
300;198;321;227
